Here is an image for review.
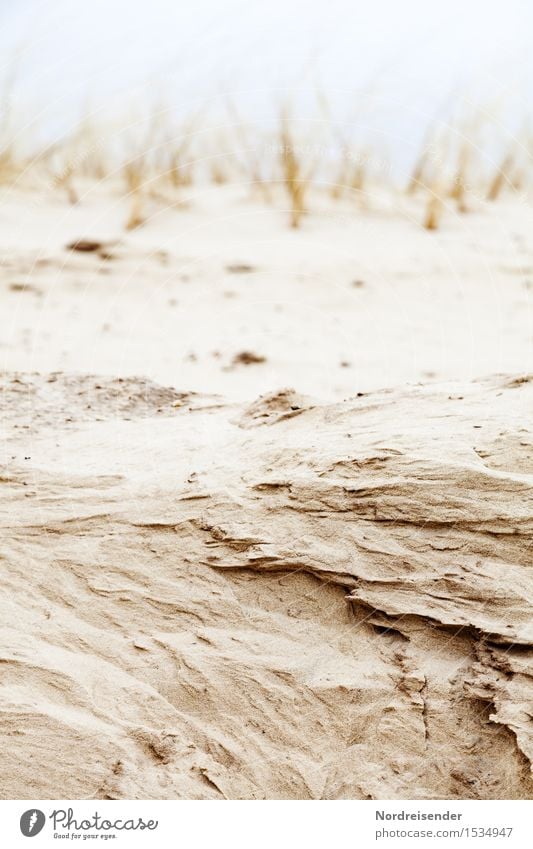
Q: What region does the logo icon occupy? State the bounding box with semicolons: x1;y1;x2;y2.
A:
20;810;46;837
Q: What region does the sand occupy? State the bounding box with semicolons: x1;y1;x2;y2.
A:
0;184;532;799
1;183;531;399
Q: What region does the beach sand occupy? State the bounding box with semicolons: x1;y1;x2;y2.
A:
0;184;532;799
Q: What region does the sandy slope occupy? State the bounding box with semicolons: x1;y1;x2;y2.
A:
0;187;532;799
0;370;532;800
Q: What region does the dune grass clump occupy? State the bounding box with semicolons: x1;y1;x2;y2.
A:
0;141;18;185
448;140;472;213
123;155;147;229
423;184;445;230
0;69;24;187
407;130;448;230
330;145;370;201
278;108;312;228
0;72;531;234
162;113;202;192
210;158;228;185
225;101;273;203
118;108;198;228
486;150;515;201
53;156;78;204
407;129;437;196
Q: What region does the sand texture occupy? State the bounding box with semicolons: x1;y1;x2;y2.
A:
1;370;532;799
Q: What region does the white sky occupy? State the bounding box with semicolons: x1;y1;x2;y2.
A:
0;0;531;167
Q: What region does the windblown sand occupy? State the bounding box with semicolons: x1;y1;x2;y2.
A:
0;186;532;799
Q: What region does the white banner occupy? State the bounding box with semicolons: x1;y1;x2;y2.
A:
1;800;530;848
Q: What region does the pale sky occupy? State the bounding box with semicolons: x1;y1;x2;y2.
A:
0;0;531;168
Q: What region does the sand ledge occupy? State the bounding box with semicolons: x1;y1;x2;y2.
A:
1;371;532;799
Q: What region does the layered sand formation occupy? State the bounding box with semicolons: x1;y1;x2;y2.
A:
1;371;531;799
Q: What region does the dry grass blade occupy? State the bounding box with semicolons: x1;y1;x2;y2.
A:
123;155;146;229
408;134;436;195
0;66;22;186
164;111;204;191
331;146;365;198
226;99;272;202
486;151;514;201
449;140;471;212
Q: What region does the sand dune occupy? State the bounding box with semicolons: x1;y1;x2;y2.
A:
1;185;531;401
1;370;531;799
